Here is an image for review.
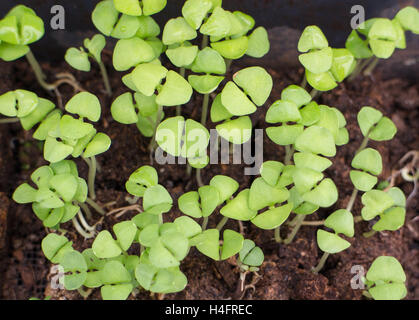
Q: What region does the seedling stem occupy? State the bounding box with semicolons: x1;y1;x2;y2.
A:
176;68;186;116
283;214;305;244
363;57;380;77
87;156;97;200
202;217;209;230
149;105;163;152
312;252;330;274
25;50;54;93
85;197;106;215
98;60;112;96
0;118;20;124
216;216;229;231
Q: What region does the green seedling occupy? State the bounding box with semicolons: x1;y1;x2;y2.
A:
313;209;354;273
0;5;52;92
236;239;264;295
211;66;273;144
13;160;103;238
298;26;356;92
363;256;407;300
346;7;419;78
350;148;383;192
65;34;112;96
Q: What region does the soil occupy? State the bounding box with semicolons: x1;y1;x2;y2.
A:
0;49;418;300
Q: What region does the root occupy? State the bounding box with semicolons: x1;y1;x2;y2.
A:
106;204;142;218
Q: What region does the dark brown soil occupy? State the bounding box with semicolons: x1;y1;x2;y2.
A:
0;49;418;300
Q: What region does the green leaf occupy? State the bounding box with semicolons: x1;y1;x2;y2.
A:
166;43;198;68
162;17;197;45
221;81;256;116
211;36;248;60
132;62;168;97
136;15;160;38
92;231;122;259
305;70;337;92
83;133;111;158
298;25;328;52
200;7;230;37
126;165;158;197
293;152;332;172
143;185;173;214
299;47;333;74
281;85;312;108
366;256;406;283
361;190;395;221
233;66;272;106
395;6;419;34
295;126;336;157
299;101;321;126
65;48;90;72
330;48;356;82
0;91;17;117
113;37;155;71
14;89;38;118
248;177;289;211
266;100;301;123
49;173;78;202
190;229;220;260
302;178;338;208
220;189;257;221
266;124;304;146
239;240;264;267
317;230;351;254
345;30;373;59
182;0;212;30
13;183;37;204
246;26;270;58
113;221;137;251
174;216;202;238
156;71;193;106
251;203;292;230
178;191;201;218
142;0;167;16
368;117;397;141
216;116;253;144
84;34;106;62
59;115;94;140
92;0;119;36
60;251;87;290
357;106;383;137
221;230;244;260
260;161;284;187
65;92;101;122
113;0;142;16
387;187;406;207
209;175;239;205
352;148;382;175
111;92;139;124
41;233;73;264
210;94;232;122
20;98;55;130
369;283;407;300
0;42;29;61
188;75;224;94
199;185;220;217
369;18;397;41
292;167;324;195
191;47;226;75
111;14;140;39
324;209;354;237
101;284;133;300
373;207;405;232
350;170;378;192
43;138;73;163
369;39;395;59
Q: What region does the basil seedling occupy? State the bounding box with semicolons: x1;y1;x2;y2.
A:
65;34;112;96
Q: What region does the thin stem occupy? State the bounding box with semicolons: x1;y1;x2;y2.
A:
176;68;186;116
77;287;93;299
159;213;163;225
98;60;112;96
72;217;94;239
149;105;163;152
225;59;232;72
216;216;229;231
201;94;210;126
312;252;330;274
78;202;93;220
346;189;359;212
300;220;325;226
201;35;209;49
363;57;379;76
284;145;294;165
202;216;209;230
310;89;319;99
77;210;96;231
87;156;97;200
196;168;204;187
274;226;282;243
186;164;192;178
356;136;369;155
25;50;54;92
283;214;305;244
363;230;377;238
0;118;19;124
85;197;106;215
300;74;307;88
348;58;371;82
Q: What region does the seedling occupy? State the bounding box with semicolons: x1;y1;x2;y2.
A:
363;256;407;300
236;239;264;296
12;160;104;238
298;26;356;92
65;34;112;96
346;7;419;78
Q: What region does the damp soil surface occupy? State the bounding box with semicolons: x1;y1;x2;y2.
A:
0;51;418;300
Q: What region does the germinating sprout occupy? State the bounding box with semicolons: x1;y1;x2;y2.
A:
65;34;112;96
